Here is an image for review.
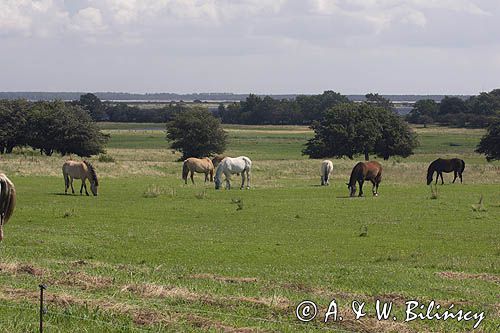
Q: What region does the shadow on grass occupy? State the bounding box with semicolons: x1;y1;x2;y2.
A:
50;192;86;196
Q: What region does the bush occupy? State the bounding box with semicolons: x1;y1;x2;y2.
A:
166;108;227;160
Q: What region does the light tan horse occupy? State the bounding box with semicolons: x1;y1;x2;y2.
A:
0;173;16;242
182;157;214;184
62;160;99;196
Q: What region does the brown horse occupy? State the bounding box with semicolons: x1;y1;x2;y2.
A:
0;173;16;242
347;161;383;197
62;160;99;196
182;157;214;184
426;158;465;185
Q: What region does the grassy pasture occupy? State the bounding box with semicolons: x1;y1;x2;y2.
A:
0;124;498;332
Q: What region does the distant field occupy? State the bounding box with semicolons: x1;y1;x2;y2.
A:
0;124;498;332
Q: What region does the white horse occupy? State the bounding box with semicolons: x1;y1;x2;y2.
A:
320;160;333;186
214;156;252;190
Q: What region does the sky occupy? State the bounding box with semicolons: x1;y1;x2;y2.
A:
0;0;499;95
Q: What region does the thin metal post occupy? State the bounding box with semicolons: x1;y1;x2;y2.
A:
39;284;47;333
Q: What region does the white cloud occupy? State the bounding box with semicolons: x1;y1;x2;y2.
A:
71;7;106;34
0;0;499;93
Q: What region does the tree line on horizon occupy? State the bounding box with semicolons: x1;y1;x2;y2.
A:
406;89;500;128
68;90;500;129
0;91;498;161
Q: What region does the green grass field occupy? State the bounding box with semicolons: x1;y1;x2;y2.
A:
0;124;498;332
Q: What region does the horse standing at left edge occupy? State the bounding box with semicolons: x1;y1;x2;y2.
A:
0;173;16;242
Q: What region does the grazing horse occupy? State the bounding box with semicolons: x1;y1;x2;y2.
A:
320;160;333;186
347;161;383;197
212;155;240;176
0;173;16;242
62;160;99;196
426;158;465;185
182;157;214;184
214;156;252;190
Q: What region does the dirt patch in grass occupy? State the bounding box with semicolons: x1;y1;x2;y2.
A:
121;282;291;311
323;304;418;333
186;314;261;333
0;262;45;276
121;283;200;301
437;271;500;284
0;286;176;327
53;271;115;290
0;286;260;331
189;273;258;284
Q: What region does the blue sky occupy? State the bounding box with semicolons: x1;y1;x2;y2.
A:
1;0;499;94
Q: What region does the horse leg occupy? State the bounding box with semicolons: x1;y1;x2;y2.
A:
452;171;457;183
440;172;444;185
70;177;75;194
358;180;364;197
81;180;89;196
240;172;245;189
204;172;208;183
247;171;251;189
64;174;69;194
459;172;463;183
371;180;376;195
190;171;195;184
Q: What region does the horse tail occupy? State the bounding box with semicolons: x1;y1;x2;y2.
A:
62;164;69;186
460;160;465;173
182;160;189;181
243;156;252;173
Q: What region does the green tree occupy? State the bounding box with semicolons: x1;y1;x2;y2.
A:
0;99;29;153
476;121;500;161
406;99;438;127
303;103;417;160
375;109;418;160
365;93;393;111
27;101;108;156
166;108;227;160
78;93;107;121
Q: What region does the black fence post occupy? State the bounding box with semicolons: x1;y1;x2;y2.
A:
39;284;47;333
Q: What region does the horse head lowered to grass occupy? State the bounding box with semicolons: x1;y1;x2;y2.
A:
62;160;99;196
214;156;252;190
0;173;16;242
426;158;465;185
347;161;383;197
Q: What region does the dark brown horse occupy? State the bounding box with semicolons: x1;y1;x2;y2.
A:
347;161;383;197
426;158;465;185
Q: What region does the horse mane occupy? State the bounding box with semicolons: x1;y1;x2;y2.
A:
348;162;363;186
83;160;98;185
